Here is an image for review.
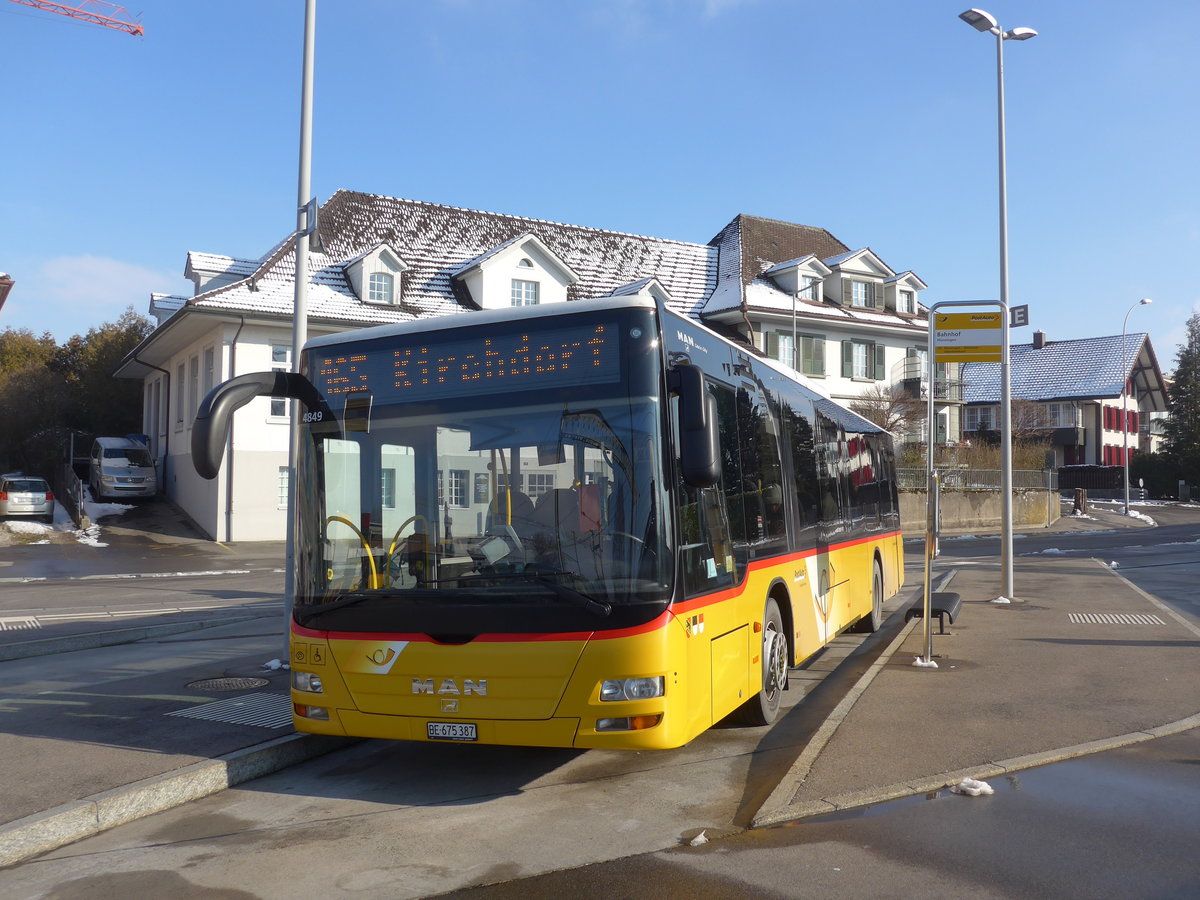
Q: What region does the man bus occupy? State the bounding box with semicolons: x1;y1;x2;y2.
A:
192;296;903;750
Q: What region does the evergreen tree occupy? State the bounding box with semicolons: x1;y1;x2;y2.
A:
1163;313;1200;457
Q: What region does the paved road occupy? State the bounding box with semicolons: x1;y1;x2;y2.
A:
437;726;1200;900
1;503;1196;898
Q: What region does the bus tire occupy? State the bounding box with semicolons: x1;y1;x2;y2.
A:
852;558;884;634
735;597;787;726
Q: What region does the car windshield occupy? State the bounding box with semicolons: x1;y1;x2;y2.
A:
103;447;152;467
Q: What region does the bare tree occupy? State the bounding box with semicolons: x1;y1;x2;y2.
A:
850;384;925;435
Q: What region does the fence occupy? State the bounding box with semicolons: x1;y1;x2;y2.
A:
897;468;1057;492
54;463;91;529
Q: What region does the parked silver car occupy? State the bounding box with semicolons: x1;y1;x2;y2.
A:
0;474;55;523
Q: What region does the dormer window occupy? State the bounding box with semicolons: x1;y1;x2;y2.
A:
801;275;821;302
511;279;539;306
898;290;915;314
368;272;394;304
344;243;406;306
850;280;875;308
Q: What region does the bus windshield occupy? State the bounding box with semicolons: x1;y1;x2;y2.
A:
293;310;671;632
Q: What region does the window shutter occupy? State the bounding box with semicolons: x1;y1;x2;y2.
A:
842;341;853;377
873;282;884;310
811;336;825;375
765;332;779;359
840;279;851;306
873;343;885;380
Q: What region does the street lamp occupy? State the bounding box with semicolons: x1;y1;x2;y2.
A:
1122;298;1152;515
959;8;1036;602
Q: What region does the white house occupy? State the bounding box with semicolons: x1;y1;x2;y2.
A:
115;192;935;541
960;330;1169;467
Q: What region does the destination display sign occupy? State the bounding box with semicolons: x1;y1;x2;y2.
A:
313;322;620;402
933;312;1003;363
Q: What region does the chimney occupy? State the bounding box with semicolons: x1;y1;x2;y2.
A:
1033;330;1047;350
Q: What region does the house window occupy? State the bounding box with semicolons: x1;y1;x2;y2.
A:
446;469;468;508
525;471;555;500
511;279;539;306
368;272;394;304
842;340;884;380
801;275;821;302
851;281;870;307
518;258;534;268
380;469;396;509
203;347;215;396
278;466;290;508
964;405;999;432
898;290;915;314
175;363;185;426
270;345;290;417
766;332;824;376
188;356;199;423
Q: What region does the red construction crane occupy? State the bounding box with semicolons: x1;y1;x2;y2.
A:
5;0;143;36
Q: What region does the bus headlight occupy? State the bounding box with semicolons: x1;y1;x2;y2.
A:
292;671;324;693
599;676;664;702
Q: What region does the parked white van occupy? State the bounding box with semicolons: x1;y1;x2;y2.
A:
90;437;157;500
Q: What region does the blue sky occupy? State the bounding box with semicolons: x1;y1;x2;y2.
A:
1;0;1196;370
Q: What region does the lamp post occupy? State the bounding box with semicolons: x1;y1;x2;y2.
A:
959;8;1036;602
1122;298;1152;515
283;0;317;652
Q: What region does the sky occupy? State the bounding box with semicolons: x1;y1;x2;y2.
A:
1;0;1197;370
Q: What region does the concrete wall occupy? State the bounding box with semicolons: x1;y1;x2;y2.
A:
899;489;1061;536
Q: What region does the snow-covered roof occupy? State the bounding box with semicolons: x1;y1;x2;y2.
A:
185;191;717;325
962;333;1167;410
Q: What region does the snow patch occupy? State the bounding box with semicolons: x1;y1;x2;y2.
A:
950;777;994;797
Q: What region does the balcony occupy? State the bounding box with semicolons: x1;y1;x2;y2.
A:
892;358;964;404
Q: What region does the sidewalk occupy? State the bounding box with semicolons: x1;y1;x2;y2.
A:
754;551;1200;826
0;618;350;867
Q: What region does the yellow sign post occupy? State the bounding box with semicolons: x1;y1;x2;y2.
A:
933;312;1003;363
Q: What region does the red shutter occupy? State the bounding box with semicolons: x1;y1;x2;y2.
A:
1133;411;1140;432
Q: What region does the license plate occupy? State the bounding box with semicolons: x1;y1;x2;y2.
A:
427;721;478;742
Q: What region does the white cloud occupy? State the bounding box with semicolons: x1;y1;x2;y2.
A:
2;255;175;341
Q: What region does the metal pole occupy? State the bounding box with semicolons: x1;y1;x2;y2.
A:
995;26;1014;601
791;291;798;372
1121;299;1150;514
284;0;316;654
1122;323;1130;515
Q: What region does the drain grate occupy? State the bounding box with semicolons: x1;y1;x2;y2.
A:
1068;612;1167;625
166;692;293;729
187;676;270;691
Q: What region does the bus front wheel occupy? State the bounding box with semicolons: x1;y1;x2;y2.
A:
735;597;787;726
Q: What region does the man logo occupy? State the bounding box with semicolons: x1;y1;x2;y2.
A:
441;699;459;713
412;678;488;696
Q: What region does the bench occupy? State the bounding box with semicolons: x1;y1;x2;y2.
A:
904;591;963;634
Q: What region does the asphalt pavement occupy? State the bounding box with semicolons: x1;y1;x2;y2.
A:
2;501;1198;869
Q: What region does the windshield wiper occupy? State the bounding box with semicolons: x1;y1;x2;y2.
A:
526;574;612;617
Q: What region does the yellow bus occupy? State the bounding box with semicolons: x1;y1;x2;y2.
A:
192;297;903;749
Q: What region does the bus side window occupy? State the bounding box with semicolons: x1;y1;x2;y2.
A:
673;389;737;596
735;382;787;556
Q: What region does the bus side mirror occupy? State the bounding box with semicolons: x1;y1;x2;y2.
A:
191;371;330;479
669;364;720;488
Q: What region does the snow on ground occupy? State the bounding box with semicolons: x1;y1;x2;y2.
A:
0;491;132;547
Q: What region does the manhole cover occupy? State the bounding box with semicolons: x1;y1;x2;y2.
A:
187;676;271;691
